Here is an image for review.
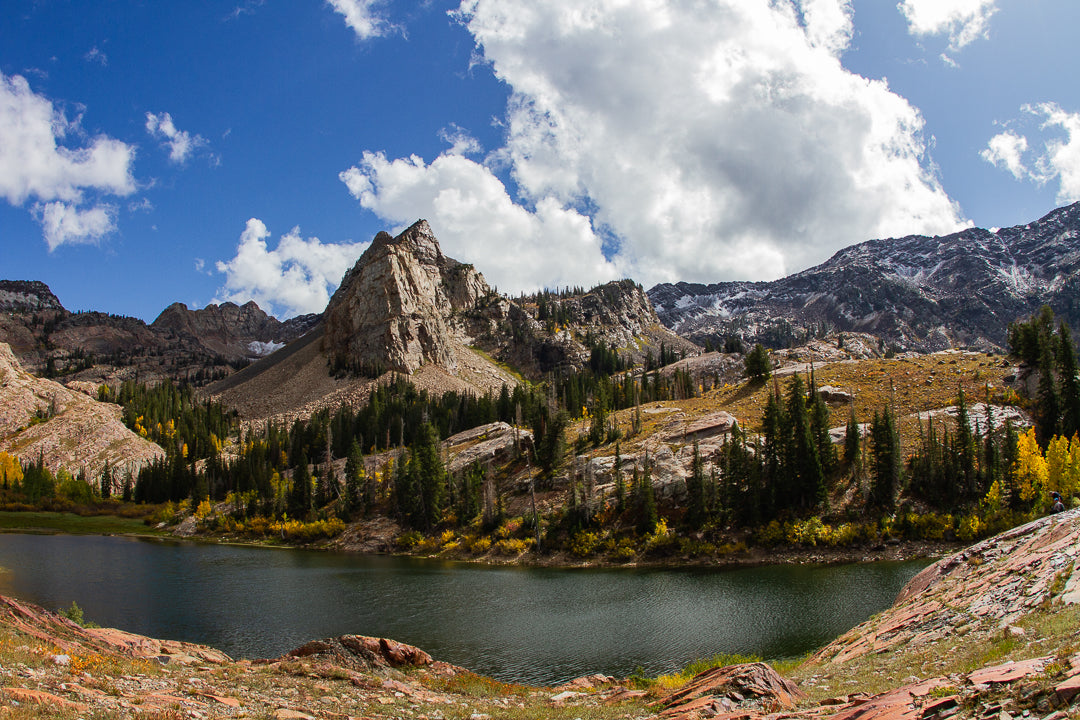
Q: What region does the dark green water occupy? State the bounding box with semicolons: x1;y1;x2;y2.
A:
0;533;928;685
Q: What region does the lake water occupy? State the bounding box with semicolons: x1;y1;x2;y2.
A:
0;533;928;686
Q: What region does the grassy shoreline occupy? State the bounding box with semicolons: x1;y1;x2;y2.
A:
0;510;166;537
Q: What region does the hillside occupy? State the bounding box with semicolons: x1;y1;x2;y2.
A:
650;201;1080;352
210;221;695;423
0;342;164;483
0;280;315;386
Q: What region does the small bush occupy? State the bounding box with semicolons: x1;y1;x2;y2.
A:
568;531;601;558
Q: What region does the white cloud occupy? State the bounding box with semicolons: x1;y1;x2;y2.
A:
437;124;483;157
214;218;367;318
145;112;206;164
326;0;390;40
982;104;1080;203
342;0;966;292
341;151;621;293
981;130;1028;179
35;201;115;250
898;0;997;51
84;47;108;66
0;71;135;248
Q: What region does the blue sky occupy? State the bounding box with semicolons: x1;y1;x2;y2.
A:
2;0;1079;321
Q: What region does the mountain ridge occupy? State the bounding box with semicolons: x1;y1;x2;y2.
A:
649;201;1080;351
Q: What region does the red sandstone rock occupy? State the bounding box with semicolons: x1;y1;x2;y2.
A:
659;662;805;716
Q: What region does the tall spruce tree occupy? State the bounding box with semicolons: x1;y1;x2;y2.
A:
344;439;364;515
1057;322;1080;439
844;405;861;471
1037;338;1061;445
869;407;900;511
685;442;707;527
786;374;825;511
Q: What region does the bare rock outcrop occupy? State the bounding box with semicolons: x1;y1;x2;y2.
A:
814;508;1080;666
0;594;230;666
322;220;492;375
151;300;317;360
658;662;805;718
285;635;435;671
0;341;164;480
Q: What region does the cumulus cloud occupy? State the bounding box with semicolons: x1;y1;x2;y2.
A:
898;0;997;50
145;112;207;164
214;218;368;318
981;130;1028;180
984;104;1080;204
35;201;116;250
341;0;966;292
326;0;391;40
0;71;135;249
341;151;621;293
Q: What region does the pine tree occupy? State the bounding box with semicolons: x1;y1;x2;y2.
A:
954;387;978;500
744;344;772;381
844;405;861;471
344;440;364;515
613;441;626;514
1037;338;1061;445
760;382;787;514
1057;322;1080;439
808;374;837;476
637;455;658;535
685;442;707;527
289;452;312;519
869;407;900;511
99;461;113;499
413;423;447;529
786;374;825;511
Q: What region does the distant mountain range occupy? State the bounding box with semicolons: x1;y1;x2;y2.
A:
0;280;317;384
4;202;1080;400
648;202;1080;352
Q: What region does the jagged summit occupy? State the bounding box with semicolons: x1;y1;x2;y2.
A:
0;280;65;313
650;200;1080;351
322;220;490;375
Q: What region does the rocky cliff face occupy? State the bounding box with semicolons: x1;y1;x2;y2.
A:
322;220;494;375
0;281;64;313
151;301;318;360
0;283;315;385
650;202;1080;352
0;342;164;481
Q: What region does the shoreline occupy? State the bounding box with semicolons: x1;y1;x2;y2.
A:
0;509;960;570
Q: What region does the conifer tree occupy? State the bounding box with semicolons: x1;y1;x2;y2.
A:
685;441;707;527
99;461;113;499
344;439;364;515
1057;322;1080;439
954;388;978;500
744;344;772;381
289;452;312;518
637;455;658;535
760;382;786;514
808;374;837;476
1037;339;1061;445
869;407;900;511
613;441;626;514
786;374;825;510
844;405;861;471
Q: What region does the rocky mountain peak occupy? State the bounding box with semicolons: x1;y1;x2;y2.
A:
0;280;65;313
649;201;1080;351
370;219;442;263
322;221;492;375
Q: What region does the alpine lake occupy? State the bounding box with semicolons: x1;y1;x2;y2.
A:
0;531;928;686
